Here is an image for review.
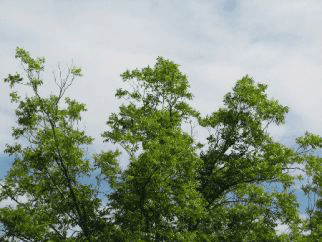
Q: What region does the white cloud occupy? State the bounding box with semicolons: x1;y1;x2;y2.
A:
275;223;290;235
0;197;18;209
1;0;322;154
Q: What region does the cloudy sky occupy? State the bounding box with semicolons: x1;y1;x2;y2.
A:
1;1;322;234
1;0;322;163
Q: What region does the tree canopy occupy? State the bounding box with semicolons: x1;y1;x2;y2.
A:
0;48;321;241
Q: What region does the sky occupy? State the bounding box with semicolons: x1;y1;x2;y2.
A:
1;0;322;153
1;0;322;234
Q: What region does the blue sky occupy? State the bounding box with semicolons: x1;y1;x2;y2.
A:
1;0;322;233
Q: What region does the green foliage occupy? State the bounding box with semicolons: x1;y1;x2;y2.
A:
0;49;103;241
102;58;204;240
295;132;322;240
1;49;321;241
196;76;304;241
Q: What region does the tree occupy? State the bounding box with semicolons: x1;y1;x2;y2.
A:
197;77;303;241
0;48;104;241
295;132;322;240
1;49;321;241
97;57;204;240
